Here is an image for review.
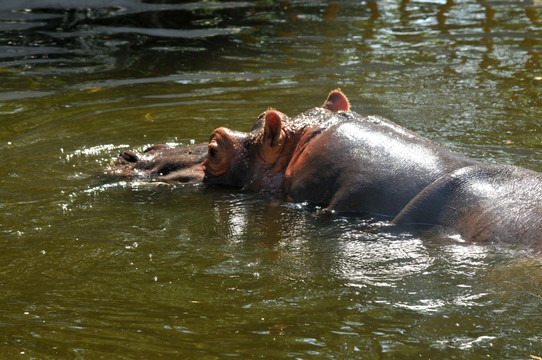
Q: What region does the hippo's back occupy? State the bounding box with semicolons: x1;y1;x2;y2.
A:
284;111;478;216
393;164;542;250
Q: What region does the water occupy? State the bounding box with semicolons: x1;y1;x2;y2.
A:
1;0;542;358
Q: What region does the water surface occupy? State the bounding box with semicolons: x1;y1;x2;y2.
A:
1;0;542;358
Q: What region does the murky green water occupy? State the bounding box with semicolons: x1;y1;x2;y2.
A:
1;1;542;358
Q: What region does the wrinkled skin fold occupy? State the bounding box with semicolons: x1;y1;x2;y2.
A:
108;90;542;253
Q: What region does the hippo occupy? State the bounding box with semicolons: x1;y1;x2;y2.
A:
109;90;542;252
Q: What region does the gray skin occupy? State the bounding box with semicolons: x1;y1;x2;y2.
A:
204;105;478;217
391;164;542;252
282;110;479;216
110;90;542;252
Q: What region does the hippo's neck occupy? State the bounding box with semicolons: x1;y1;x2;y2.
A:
256;108;349;191
242;161;286;193
240;111;328;193
245;108;380;194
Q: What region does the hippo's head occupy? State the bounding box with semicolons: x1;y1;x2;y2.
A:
203;90;351;192
107;90;350;189
203;109;293;191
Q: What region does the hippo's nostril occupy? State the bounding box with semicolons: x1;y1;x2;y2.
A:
120;151;138;163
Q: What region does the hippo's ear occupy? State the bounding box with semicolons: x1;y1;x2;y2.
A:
322;89;350;112
263;110;283;147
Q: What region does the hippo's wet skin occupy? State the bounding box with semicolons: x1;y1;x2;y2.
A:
108;143;207;183
110;90;542;252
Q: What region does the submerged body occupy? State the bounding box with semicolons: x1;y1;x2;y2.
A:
109;90;542;252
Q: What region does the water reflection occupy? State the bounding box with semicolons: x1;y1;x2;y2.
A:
207;196;535;331
334;235;431;287
2;1;541;84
